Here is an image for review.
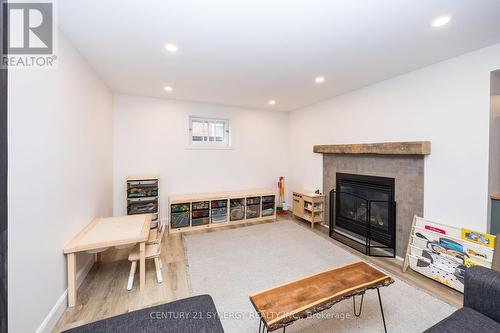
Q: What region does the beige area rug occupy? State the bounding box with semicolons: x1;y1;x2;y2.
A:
184;221;456;332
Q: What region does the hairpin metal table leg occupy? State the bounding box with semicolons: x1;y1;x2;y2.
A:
377;288;387;333
353;293;365;317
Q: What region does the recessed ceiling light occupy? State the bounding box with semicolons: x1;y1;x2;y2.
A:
165;43;178;53
432;16;451;28
164;86;173;92
268;100;276;105
315;76;325;84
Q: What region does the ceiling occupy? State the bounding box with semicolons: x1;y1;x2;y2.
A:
58;0;500;111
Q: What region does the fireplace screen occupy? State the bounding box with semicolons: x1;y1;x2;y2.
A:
338;183;391;233
330;173;396;257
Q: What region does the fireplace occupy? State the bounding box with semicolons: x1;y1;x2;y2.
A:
318;143;427;257
330;173;396;257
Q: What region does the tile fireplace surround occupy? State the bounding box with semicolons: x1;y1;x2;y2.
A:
315;142;430;257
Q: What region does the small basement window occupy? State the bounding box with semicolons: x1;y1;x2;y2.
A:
188;116;231;148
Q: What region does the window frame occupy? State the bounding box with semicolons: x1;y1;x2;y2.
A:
187;116;232;150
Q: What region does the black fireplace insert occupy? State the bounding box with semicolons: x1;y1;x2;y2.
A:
329;173;396;257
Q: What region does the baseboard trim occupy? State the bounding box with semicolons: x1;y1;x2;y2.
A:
35;255;95;333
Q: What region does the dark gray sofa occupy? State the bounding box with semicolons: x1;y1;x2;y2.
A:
62;294;224;333
424;266;500;333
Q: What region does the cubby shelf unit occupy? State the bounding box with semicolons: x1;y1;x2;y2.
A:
168;189;277;233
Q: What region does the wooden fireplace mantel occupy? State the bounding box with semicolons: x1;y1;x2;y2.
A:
313;141;431;155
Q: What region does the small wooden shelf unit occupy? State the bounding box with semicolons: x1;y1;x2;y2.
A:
168;189;277;233
126;175;159;229
292;190;325;228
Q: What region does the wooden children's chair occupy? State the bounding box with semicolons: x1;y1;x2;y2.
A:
126;222;165;290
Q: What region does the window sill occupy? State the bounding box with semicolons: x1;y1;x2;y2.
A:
185;145;234;150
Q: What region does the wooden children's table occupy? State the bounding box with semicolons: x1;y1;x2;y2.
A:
63;214;151;307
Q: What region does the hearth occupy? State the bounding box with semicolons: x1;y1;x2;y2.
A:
329;173;396;257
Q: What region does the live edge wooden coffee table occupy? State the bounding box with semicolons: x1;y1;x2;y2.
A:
249;261;394;333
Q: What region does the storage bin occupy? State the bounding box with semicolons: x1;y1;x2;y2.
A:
211;207;227;215
262;208;274;216
262;195;275;203
128;197;156;203
127;200;158;214
211;208;227;223
128;180;157;187
192;217;210;226
171;203;190;213
247;197;261;205
262;202;275;209
192;210;209;218
230;198;245;208
211;200;228;208
262;202;275;216
212;215;227;224
192;201;209;210
171;211;190;228
246;204;261;219
230;206;245;221
127;184;158;198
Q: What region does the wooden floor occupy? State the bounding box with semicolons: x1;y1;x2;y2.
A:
53;214;462;332
53;229;190;332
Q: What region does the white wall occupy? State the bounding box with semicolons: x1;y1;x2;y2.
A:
8;33;113;333
113;95;289;220
289;43;500;232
